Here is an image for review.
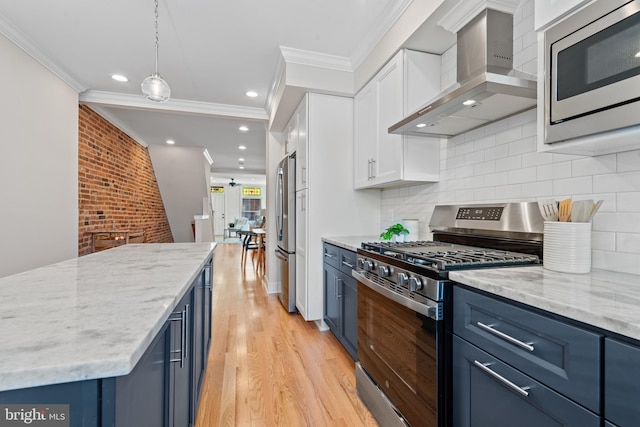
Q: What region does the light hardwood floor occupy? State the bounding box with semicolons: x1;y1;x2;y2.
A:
195;243;378;427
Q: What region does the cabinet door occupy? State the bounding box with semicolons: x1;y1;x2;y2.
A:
169;289;194;427
114;323;170;427
341;273;358;360
452;336;600;427
605;337;640;426
295;189;308;318
296;97;308;191
353;81;377;189
374;52;404;185
323;263;341;335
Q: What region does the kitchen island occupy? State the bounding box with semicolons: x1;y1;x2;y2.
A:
0;243;215;427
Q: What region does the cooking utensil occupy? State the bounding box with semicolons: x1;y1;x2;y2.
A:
558;198;573;222
571;199;593;223
538;199;559;221
587;200;604;222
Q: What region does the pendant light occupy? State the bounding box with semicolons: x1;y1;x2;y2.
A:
141;0;170;102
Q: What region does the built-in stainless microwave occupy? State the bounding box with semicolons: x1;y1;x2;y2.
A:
544;0;640;144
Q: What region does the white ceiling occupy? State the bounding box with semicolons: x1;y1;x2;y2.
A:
0;0;456;177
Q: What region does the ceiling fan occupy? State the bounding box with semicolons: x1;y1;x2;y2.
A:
229;178;237;187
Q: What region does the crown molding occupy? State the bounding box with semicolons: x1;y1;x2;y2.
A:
0;12;87;92
350;0;413;70
279;46;353;72
265;52;286;119
79;90;269;121
438;0;521;33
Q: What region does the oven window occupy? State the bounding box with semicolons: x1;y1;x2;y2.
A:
556;10;640;101
358;283;440;427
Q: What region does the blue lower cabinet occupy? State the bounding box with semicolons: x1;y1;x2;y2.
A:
453;335;600;427
605;338;640;427
0;381;99;427
322;243;357;361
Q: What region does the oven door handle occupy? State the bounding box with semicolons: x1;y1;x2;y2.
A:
352;270;440;320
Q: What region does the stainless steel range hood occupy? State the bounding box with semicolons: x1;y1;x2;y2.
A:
389;9;536;139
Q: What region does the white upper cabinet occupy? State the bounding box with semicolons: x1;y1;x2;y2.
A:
534;0;592;31
295;100;308;191
354;49;441;190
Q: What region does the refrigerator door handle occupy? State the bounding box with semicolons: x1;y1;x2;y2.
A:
275;248;288;261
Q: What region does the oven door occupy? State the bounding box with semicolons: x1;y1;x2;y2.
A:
355;272;444;427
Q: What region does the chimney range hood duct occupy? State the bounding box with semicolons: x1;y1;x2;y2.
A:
389;9;536;139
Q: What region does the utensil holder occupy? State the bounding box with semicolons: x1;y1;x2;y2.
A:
543;221;592;274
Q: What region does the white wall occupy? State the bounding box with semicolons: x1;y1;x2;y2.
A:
0;33;78;278
382;0;640;275
148;145;209;243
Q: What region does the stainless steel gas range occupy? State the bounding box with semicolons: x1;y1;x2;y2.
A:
353;202;544;427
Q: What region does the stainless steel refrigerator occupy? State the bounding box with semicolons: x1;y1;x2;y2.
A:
275;154;296;312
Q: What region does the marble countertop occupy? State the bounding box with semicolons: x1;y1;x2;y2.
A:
0;243;215;392
450;266;640;341
322;235;381;252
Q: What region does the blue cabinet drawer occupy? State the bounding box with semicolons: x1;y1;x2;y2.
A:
339;248;356;275
453;335;600;427
323;243;340;269
453;286;601;413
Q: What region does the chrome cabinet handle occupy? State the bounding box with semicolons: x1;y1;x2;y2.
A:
476;321;534;352
370;158;376;179
474;360;530;397
337;278;342;298
183;304;189;367
324;253;335;258
169;309;185;366
302;166;307;185
341;261;354;268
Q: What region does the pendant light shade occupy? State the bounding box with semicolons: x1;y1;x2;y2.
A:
141;73;170;102
142;0;170;102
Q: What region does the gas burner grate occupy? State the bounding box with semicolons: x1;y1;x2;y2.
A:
405;249;539;271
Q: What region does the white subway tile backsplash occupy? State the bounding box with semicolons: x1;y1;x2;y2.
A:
474;160;496;176
572;154;616;177
618;192;640;212
474;134;496;151
617;233;640;254
522;180;553;197
484;171;508;187
495;127;522;145
593;213;640;233
496;155;522;172
495;184;522;200
509;109;536;127
485;144;509;161
537;161;572;180
593;250;640;275
508;166;537;184
592;231;616;251
474;187;496;201
553;176;593;195
508;136;536;156
483;118;509;136
522;151;553;168
617;149;640;172
594;171;640;193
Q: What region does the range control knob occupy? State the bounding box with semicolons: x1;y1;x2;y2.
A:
357;258;365;269
409;276;423;292
363;260;374;272
378;265;390;277
397;272;409;286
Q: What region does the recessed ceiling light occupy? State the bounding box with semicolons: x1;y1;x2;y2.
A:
238;158;245;162
239;165;245;169
239;125;249;132
416;123;427;128
245;91;258;98
238;145;247;150
111;74;128;82
463;99;476;106
166;139;175;145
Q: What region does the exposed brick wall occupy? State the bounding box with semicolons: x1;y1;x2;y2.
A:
78;105;173;255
